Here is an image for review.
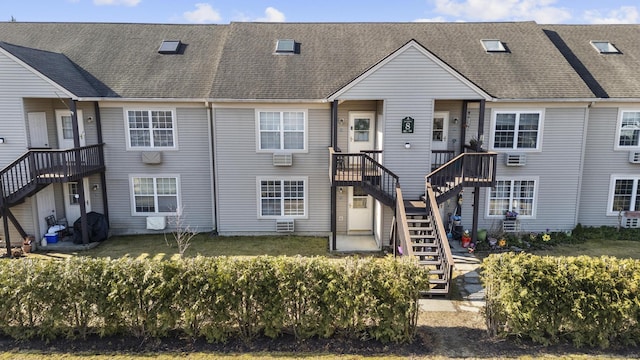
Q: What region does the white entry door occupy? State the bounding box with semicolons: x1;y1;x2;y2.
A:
63;179;91;224
347;186;373;234
28;112;50;148
431;111;449;151
348;111;375;153
55;109;84;149
35;185;56;237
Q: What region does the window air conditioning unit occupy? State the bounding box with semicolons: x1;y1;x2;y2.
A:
629;151;640;164
273;152;293;166
505;153;526;166
276;219;295;232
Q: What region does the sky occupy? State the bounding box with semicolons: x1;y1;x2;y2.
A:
2;0;639;24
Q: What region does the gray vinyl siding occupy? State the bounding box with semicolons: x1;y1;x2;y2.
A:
339;46;484;199
101;106;214;235
579;107;637;226
0;52;74;243
214;106;331;234
461;106;587;232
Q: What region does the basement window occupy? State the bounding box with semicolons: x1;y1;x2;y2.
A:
158;40;182;54
275;39;299;54
481;39;506;52
590;41;620;54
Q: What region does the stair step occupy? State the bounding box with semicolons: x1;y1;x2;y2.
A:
406;218;430;223
417;259;442;266
414;251;439;256
410;234;435;240
429;269;445;275
429;278;449;284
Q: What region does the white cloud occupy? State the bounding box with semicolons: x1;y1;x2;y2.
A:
93;0;140;6
414;16;448;22
432;0;571;23
255;7;286;22
583;6;639;24
183;3;222;23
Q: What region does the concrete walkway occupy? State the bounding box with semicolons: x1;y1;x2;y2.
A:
419;239;485;312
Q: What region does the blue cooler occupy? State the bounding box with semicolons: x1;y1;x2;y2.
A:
45;233;59;244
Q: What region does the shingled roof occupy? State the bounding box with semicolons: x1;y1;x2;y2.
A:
0;21;619;101
210;21;594;100
0;22;229;99
543;24;640;99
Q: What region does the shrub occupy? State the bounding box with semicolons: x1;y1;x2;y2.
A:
0;255;426;344
483;252;640;348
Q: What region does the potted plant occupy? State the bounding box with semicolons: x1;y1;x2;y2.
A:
468;136;483;150
22;236;33;254
504;210;518;221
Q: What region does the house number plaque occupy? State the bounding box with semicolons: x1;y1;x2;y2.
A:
402;117;414;133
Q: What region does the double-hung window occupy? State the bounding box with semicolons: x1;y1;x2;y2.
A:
258;177;306;218
257;110;306;151
487;178;537;217
131;176;179;215
127;109;176;149
616;111;640;149
492;111;542;150
608;175;640;215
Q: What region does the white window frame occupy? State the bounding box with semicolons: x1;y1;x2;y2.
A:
614;110;640;150
486;177;539;219
607;174;640;216
256;176;308;219
255;109;308;153
129;174;181;216
490;109;544;151
124;108;178;150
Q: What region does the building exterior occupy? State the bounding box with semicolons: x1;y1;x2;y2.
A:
1;21;639;261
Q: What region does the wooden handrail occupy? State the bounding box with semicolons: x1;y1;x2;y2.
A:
395;186;414;259
425;183;454;278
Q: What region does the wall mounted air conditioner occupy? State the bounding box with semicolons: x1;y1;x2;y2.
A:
146;216;166;230
273;152;293;166
505;153;526;166
628;151;640;164
276;219;295;232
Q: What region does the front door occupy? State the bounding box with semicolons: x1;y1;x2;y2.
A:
348;111;375;154
63;179;91;224
347;186;373;234
28;112;49;148
431;111;449;151
55;109;84;149
35;185;56;237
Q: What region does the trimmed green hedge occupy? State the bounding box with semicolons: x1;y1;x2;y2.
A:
0;256;426;343
483;253;640;348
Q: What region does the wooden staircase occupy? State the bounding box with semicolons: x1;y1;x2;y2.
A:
0;145;105;250
329;147;497;296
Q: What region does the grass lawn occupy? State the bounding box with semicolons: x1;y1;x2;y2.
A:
73;233;330;260
532;238;640;259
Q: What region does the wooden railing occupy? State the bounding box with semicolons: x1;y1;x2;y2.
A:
425;183;454;285
425;151;497;203
0;144;105;205
394;186;414;259
329;147;399;206
431;150;455;171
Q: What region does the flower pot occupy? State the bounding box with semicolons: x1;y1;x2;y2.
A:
22;244;32;253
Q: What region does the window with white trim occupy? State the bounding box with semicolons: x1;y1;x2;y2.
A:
616;111;640;148
131;176;179;215
127;110;176;148
257;110;306;151
492;111;542;150
258;178;306;218
488;179;537;217
608;175;640;215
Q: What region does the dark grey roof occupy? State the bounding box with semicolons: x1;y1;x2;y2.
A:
0;22;229;98
210;22;595;100
543;24;640;99
0;41;103;97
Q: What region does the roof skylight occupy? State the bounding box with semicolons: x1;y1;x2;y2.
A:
481;39;506;52
275;39;299;54
158;40;182;54
590;41;620;54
